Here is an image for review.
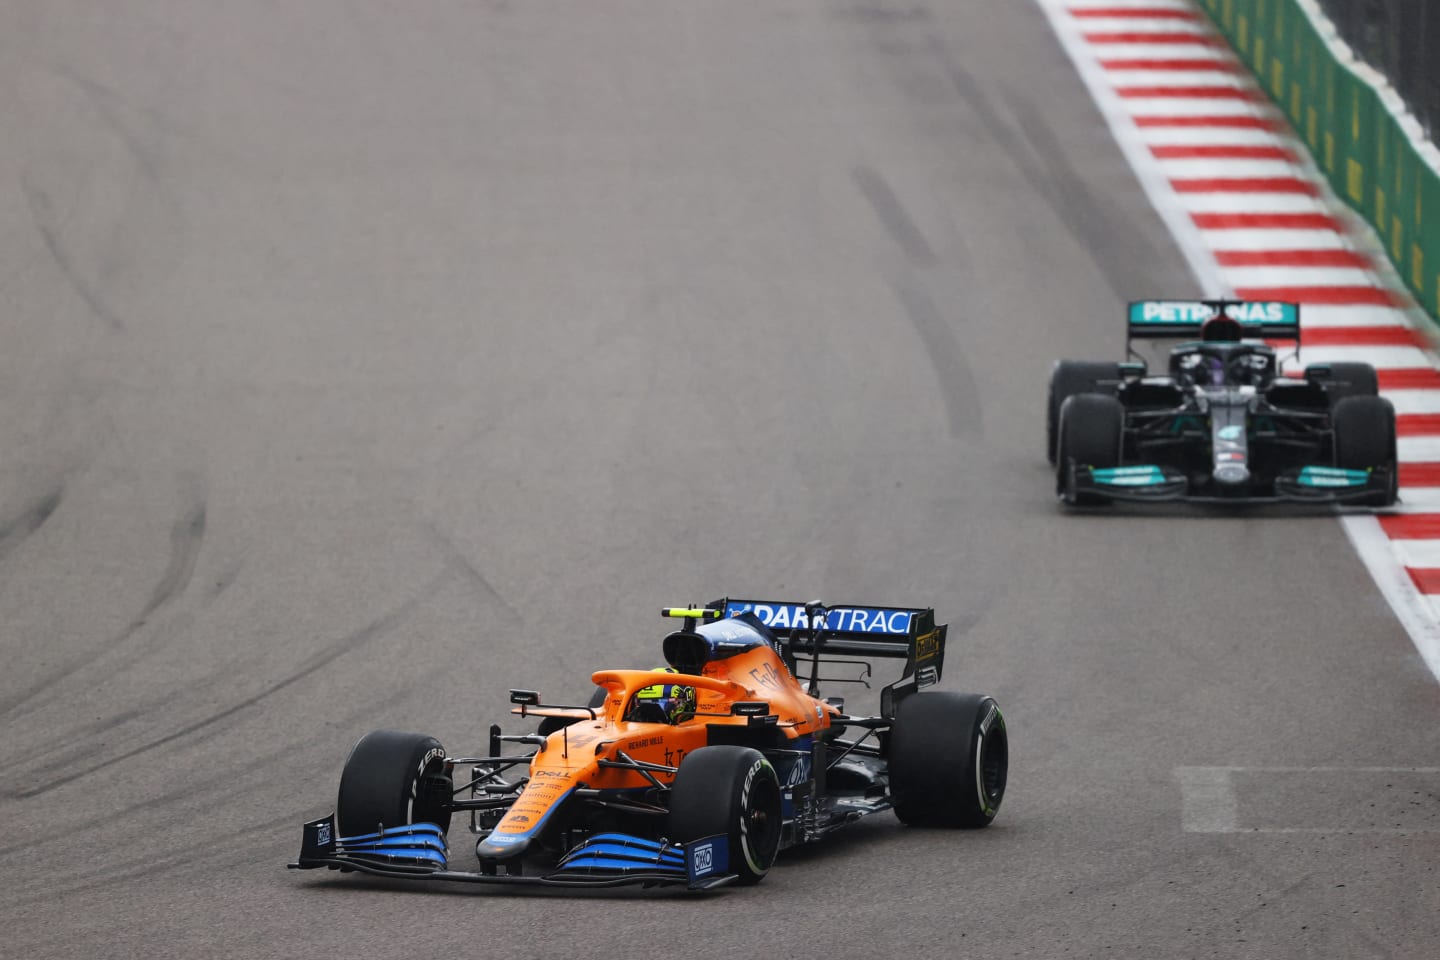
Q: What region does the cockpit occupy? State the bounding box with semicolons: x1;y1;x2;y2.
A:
1167;313;1277;388
1169;344;1276;387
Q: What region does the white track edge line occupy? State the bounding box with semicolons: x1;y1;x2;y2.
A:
1341;516;1440;680
1034;0;1227;297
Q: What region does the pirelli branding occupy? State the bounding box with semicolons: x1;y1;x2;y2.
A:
914;628;940;663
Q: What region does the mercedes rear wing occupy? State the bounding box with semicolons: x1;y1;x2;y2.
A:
1126;299;1300;360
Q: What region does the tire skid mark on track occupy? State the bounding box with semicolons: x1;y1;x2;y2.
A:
0;766;234;864
851;165;940;268
1006;91;1192;301
0;485;64;569
0;491;205;720
19;175;125;333
888;275;980;440
424;521;524;628
0;702;156;780
4;569;449;800
928;37;1185;303
0;685;197;782
0;682;426;866
48;63;168;190
138;495;206;624
0;812;305;915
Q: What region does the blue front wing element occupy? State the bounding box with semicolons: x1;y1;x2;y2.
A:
553;832;730;883
555;833;688;876
292;816;735;891
337;823;448;869
542;832;732;887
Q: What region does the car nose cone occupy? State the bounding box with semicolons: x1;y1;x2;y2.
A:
1214;463;1250;485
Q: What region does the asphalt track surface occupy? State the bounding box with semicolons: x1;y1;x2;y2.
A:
1;2;1437;958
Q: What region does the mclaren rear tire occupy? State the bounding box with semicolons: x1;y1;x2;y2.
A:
1047;361;1123;464
889;692;1008;828
336;730;452;837
1056;393;1124;506
668;746;782;885
1334;395;1398;507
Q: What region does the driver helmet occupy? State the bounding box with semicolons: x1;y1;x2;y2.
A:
1201;353;1226;386
629;668;696;724
1179;351;1226;386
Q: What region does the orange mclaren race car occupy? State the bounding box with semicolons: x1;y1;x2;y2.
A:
289;599;1008;890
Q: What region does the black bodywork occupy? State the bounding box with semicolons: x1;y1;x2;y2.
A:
1054;300;1397;505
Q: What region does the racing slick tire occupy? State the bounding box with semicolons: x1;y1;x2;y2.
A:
336;730;452;837
1056;393;1124;506
537;686;608;737
1312;361;1379;404
1334;395;1399;507
668;746;782;885
1047;361;1123;464
889;692;1008;828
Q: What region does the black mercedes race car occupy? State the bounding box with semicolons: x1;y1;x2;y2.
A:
1048;299;1397;506
289;599;1008;891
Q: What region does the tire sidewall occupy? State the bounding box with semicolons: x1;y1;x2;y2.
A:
1332;396;1398;506
1057;393;1124;504
736;754;775;877
668;746;782;884
1312;362;1379;404
1048;361;1122;464
336;730;451;836
971;699;1006;821
889;692;1008;828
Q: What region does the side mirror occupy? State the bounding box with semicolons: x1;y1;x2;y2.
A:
732;701;777;727
509;689;540;706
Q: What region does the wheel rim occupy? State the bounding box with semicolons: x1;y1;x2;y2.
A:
981;729;1007;803
410;757;452;828
743;776;782;869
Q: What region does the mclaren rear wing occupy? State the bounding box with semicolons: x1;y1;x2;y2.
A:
679;598;946;715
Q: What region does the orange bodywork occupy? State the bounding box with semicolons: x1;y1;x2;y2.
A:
478;643;839;859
